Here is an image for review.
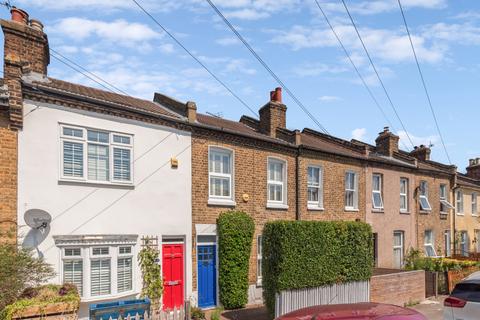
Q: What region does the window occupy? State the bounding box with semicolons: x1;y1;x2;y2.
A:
460;231;469;257
117;246;133;293
257;235;263;285
307;166;323;209
440;184;447;214
473;193;478;216
208;147;233;202
456;190;464;214
62;248;83;296
91;247;111;296
419;181;432;211
60;125;133;184
345;171;358;210
393;231;404;269
400;178;409;212
476;230;480;253
60;242;135;299
372;174;384;210
267;158;287;207
424;230;436;257
444;230;451;257
372;233;378;267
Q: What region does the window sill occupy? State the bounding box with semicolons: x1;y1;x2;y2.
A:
400;211;410;215
81;290;137;303
267;203;289;210
419;210;432;214
208;199;236;207
307;206;324;212
58;178;134;189
344;208;359;212
372;209;384;213
440;212;448;215
472;214;479;217
456;213;465;216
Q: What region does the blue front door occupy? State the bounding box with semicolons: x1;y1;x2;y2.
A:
198;245;216;308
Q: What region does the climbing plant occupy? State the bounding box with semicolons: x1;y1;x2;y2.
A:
138;241;163;307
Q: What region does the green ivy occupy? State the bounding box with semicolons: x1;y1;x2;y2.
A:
138;245;163;307
262;221;373;318
217;211;255;309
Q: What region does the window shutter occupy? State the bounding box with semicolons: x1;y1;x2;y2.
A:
113;148;131;181
63;260;83;296
63;141;83;177
88;144;109;181
117;257;133;292
91;259;111;296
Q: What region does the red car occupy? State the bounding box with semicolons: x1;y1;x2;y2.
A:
276;302;427;320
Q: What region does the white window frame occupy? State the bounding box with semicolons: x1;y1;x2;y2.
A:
59;242;136;301
419;181;432;211
117;246;134;293
62;247;84;296
307;165;323;210
257;235;263;286
393;231;404;269
59;124;133;185
372;173;384;210
267;157;288;209
476;230;480;253
424;230;437;257
345;170;359;211
440;184;447;214
460;231;469;257
472;193;478;216
208;146;235;206
400;178;409;213
456;190;464;215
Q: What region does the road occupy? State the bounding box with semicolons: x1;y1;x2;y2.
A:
411;296;445;320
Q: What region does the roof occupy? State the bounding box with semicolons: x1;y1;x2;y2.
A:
22;75;181;120
196;113;294;146
300;129;367;159
457;173;480;189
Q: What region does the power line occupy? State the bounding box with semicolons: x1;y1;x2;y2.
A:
43;144;191;254
206;0;330;135
130;0;258;118
397;0;452;164
50;48;130;96
313;0;411;150
341;0;415;149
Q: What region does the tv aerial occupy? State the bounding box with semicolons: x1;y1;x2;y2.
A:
24;209;51;230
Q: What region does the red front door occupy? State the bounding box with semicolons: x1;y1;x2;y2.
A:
162;244;184;310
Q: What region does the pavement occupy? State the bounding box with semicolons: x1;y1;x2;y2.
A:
411;296;446;320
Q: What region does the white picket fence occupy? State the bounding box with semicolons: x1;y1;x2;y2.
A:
100;308;185;320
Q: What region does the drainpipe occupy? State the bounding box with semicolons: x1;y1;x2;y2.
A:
295;146;301;221
452;183;459;256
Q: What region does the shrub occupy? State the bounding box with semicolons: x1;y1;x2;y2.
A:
262;221;373;317
138;245;163;308
0;244;55;311
190;306;205;320
217;211;255;309
404;248;480;272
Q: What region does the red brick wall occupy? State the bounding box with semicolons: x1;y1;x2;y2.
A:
191;132;297;289
370;270;425;306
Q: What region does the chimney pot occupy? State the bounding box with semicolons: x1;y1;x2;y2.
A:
383;126;389;132
29;19;44;32
375;126;399;157
410;145;431;161
10;7;28;25
274;87;282;103
270;90;275;101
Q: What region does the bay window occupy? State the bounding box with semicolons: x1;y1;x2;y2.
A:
60;125;133;184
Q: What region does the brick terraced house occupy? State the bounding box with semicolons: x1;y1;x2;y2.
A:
4;5;480;314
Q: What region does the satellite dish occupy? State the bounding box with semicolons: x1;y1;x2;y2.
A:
24;209;51;230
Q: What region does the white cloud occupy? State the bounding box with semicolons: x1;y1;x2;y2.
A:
422;23;480;46
318;95;341;102
271;24;444;64
50;18;160;45
17;0;179;12
225;9;269;20
293;63;347;77
321;0;446;16
398;131;439;148
224;59;257;75
216;37;241;46
351;128;367;141
159;43;175;54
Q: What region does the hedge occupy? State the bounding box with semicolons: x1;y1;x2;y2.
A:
217;211;255;309
262;220;373;317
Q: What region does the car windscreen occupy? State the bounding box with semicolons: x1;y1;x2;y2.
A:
451;282;480;302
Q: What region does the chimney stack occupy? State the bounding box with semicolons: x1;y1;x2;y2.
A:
375;127;399;157
1;7;49;129
410;145;431;161
259;87;286;137
467;158;480;180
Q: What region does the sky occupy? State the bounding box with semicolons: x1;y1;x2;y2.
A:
3;0;480;171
